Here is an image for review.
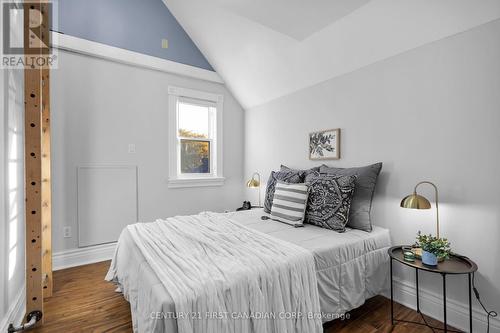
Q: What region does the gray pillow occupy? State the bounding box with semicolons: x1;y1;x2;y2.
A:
319;162;382;232
280;165;320;178
304;173;357;232
263;170;304;213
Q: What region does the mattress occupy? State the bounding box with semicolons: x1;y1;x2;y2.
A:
107;209;391;333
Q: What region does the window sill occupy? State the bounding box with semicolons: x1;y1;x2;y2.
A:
167;177;225;189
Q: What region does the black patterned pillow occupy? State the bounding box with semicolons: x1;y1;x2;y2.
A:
304;173;357;232
280;165;320;177
263;170;305;213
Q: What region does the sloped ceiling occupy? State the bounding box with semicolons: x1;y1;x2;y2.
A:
58;0;214;71
163;0;500;109
213;0;372;41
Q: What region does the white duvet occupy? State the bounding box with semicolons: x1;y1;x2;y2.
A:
107;212;323;333
106;209;391;333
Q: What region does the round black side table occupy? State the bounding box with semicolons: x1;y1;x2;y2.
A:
388;246;478;332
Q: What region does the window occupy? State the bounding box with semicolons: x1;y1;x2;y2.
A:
168;86;224;188
178;100;213;174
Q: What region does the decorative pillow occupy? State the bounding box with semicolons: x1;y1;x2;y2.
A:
319;163;382;232
270;182;308;227
280;165;320;178
304;169;321;183
305;174;357;232
263;170;304;213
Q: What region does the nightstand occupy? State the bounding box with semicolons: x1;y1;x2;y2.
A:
388;246;478;332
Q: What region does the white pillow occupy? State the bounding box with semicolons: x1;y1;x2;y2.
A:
270;182;308;227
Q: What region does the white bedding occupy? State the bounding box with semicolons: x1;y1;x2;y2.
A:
106;209;391;333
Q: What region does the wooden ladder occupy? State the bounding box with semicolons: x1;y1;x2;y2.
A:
23;0;52;327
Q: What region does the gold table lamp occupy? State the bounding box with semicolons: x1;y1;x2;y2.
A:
400;181;440;238
246;172;261;207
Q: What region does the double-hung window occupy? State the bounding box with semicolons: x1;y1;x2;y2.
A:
168;86;224;188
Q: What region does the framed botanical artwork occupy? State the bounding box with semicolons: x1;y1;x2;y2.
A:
309;128;341;160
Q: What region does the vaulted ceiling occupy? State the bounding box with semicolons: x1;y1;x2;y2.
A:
163;0;500;109
212;0;372;41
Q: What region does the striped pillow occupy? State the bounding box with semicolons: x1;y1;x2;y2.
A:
270;182;308;227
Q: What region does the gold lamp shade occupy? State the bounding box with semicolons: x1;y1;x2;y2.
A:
246;178;260;188
400;193;431;209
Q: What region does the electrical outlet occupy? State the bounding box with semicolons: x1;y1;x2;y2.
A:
63;226;72;238
128;144;136;153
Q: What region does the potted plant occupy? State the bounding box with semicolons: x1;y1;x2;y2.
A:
416;232;451;266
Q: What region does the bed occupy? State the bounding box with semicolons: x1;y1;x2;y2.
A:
106;208;391;333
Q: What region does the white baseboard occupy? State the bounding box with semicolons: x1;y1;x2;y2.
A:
52;243;117;271
51;32;224;84
0;286;26;333
386;277;500;333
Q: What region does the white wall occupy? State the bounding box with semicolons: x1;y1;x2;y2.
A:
245;20;500;332
51;50;245;252
1;66;26;329
1;65;5;329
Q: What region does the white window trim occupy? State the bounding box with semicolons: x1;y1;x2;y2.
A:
168;86;224;188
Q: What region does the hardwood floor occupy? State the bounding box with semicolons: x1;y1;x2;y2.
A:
32;261;132;333
31;261;457;333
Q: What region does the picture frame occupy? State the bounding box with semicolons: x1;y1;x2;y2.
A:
309;128;341;160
